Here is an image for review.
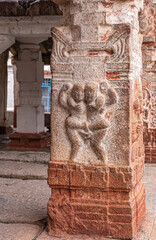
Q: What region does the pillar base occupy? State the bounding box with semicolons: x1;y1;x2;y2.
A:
144;129;156;163
48;161;145;239
7;132;50;150
0;126;13;135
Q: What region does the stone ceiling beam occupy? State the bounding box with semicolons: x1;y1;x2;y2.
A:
52;0;68;4
0;16;62;37
0;35;15;54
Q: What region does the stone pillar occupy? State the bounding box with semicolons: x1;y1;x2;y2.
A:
48;0;145;239
0;50;9;134
8;43;50;150
140;0;156;163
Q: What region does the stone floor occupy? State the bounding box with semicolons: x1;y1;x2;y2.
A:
0;148;156;240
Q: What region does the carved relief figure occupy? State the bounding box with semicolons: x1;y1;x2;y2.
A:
132;97;143;143
84;82;117;163
143;88;151;129
151;95;156;128
132;96;143;162
139;8;155;35
59;84;90;161
59;82;117;163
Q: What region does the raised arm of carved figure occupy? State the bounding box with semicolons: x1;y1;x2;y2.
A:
67;96;77;109
59;84;72;109
100;82;117;107
88;96;104;112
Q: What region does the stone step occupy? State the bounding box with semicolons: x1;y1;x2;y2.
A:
0;160;48;180
0;150;50;164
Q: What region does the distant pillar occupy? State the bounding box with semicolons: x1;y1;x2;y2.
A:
140;0;156;163
8;43;50;150
0;50;9;134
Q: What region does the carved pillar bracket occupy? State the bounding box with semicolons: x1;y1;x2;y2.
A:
48;0;145;239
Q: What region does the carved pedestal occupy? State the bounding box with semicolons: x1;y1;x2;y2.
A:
48;0;145;239
48;161;145;239
7;132;50;150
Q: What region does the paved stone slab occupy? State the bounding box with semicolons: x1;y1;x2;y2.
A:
37;230;112;240
0;178;51;223
134;213;155;240
0;160;48;180
143;164;156;217
0;150;50;164
0;223;40;240
150;219;156;240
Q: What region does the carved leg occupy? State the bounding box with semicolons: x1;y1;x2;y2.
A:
90;129;106;163
89;119;109;131
66;127;82;161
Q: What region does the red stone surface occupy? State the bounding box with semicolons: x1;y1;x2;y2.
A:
48;161;145;239
7;132;50;151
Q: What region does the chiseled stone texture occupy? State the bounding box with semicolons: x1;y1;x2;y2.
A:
48;162;145;239
0;178;50;223
0;223;40;240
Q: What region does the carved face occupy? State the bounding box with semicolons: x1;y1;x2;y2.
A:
71;84;84;103
84;83;98;103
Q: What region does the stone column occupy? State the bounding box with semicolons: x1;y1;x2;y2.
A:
0;50;9;134
8;43;50;150
140;0;156;163
48;0;145;239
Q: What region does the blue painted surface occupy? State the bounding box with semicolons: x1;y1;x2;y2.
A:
41;78;51;113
